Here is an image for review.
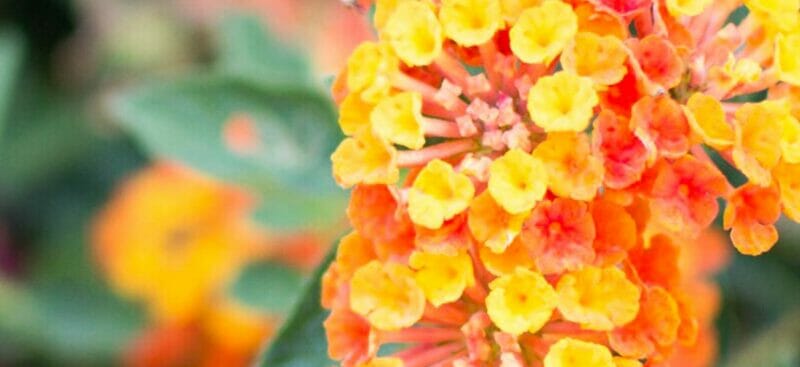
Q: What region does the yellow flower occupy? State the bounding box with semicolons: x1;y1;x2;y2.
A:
488;148;548;214
478;237;535;276
745;0;799;32
371;92;426;149
439;0;504;46
732;101;784;186
509;0;577;64
408;159;475;229
384;1;444;66
556;266;641;331
781;108;800;163
373;0;404;30
685;92;734;150
544;338;614;367
202;300;276;356
666;0;713;16
774;161;800;222
349;260;426;330
339;92;374;136
358;357;404;367
409;250;475;306
468;191;527;253
613;358;642;367
776;32;800;86
500;0;543;24
331;128;399;188
347;42;399;103
533;132;604;201
92;164;255;322
528;71;598;132
486;267;557;335
560;32;628;86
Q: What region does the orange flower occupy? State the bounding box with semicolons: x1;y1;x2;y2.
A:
591;198;638;265
610;286;681;360
593;110;648;189
521;198;596;274
629;35;685;89
631;95;691;162
648;156;729;235
723;183;782;255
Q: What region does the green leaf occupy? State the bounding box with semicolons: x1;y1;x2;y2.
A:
0;84;96;198
0;26;25;139
259;245;336;366
216;13;312;89
230;261;305;315
111;76;346;230
724;308;800;367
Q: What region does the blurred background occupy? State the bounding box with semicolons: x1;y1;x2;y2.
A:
0;0;798;366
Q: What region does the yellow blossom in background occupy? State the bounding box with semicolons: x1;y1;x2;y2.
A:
370;92;426;149
685;93;734;150
331;128;399;188
528;71;598;132
384;0;443;66
202;300;277;358
93;163;257;322
409;250;474;306
408;159;475;228
560;32;628;86
486;267;557;335
439;0;504;46
556;266;641;330
349;261;425;330
544;338;615;367
509;0;577;64
488;148;548;214
533;132;604;201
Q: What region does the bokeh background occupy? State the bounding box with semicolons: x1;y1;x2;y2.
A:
0;0;798;366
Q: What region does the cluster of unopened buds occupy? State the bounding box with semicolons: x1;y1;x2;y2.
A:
324;0;800;366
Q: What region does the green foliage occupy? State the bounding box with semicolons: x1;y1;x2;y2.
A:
112;14;346;230
0;26;24;139
259;245;336;367
216;13;312;89
231;261;305;315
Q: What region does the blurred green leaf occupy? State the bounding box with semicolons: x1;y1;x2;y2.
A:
230;261;305;315
724;308;800;367
216;13;312;89
112;76;346;230
259;245;336;366
0;26;25;139
0;84;95;198
0;199;143;365
0;92;93;197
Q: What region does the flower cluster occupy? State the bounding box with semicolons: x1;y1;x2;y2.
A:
325;0;800;366
93;163;327;366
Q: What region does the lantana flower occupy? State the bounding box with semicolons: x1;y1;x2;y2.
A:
324;0;800;365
